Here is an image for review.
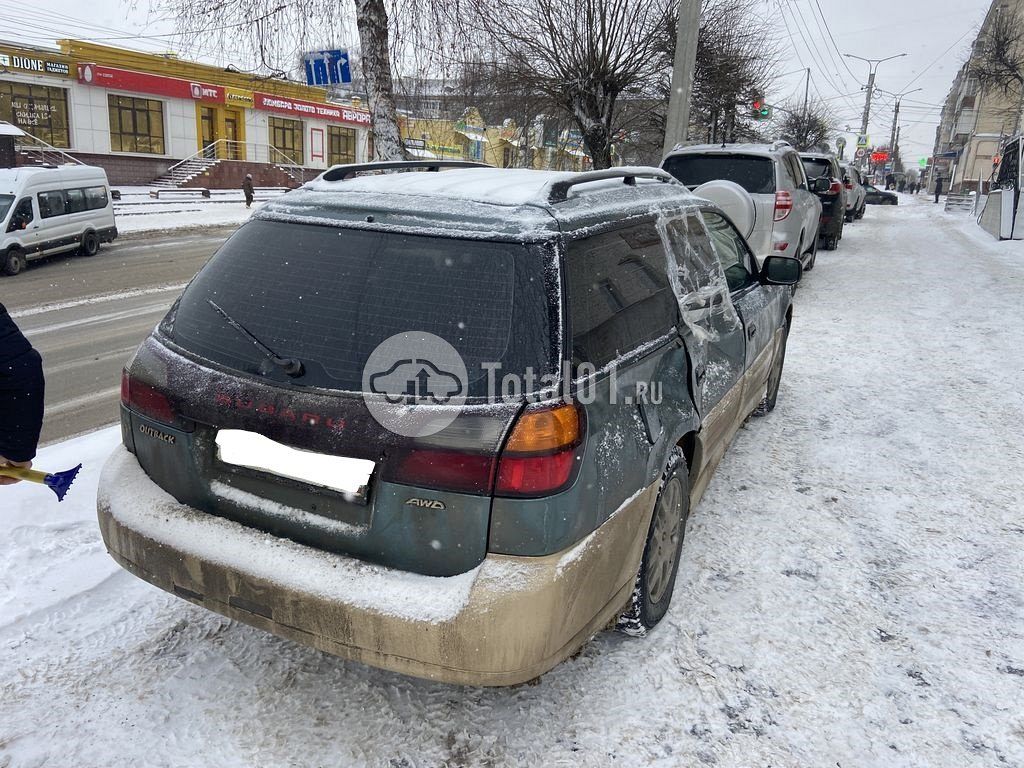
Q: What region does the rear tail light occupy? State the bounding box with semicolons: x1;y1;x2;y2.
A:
387;449;496;495
121;367;177;426
383;403;584;498
844;181;854;190
496;403;583;497
773;190;792;221
828;180;843;195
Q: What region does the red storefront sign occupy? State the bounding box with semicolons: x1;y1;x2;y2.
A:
77;63;223;103
870;151;890;163
254;92;370;127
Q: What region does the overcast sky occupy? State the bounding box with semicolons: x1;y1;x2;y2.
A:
0;0;995;166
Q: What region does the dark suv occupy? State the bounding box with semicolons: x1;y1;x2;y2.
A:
800;152;847;250
97;161;800;686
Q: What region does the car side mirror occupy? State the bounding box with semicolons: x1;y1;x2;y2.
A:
760;255;802;286
813;177;831;193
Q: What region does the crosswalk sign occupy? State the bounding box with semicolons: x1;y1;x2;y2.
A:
856;134;869;148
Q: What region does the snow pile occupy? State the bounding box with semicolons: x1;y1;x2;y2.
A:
2;199;1023;766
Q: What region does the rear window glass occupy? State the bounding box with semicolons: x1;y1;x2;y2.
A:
567;222;677;368
662;154;775;194
802;158;834;180
165;219;556;396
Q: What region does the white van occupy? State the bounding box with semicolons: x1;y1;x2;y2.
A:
0;165;118;276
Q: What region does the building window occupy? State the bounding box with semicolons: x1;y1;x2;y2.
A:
0;80;70;147
108;95;165;154
269;117;304;163
328;126;356;165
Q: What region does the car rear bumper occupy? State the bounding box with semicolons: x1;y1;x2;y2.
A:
97;446;657;686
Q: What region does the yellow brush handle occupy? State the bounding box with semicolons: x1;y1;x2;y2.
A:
0;466;48;483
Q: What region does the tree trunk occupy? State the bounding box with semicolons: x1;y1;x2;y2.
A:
354;0;404;161
580;123;612;169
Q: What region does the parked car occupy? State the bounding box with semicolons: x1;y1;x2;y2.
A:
98;161;801;686
0;165;117;276
800;152;846;250
864;183;899;205
841;163;867;221
662;141;824;271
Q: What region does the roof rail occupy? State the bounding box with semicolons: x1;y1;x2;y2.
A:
546;167;676;203
771;140;792;150
321;160;492;182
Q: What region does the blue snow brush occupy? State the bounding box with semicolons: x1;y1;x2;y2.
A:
0;463;82;501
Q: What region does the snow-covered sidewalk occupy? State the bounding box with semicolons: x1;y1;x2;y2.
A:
2;199;1023;766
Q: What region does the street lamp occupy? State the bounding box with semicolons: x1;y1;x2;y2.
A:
843;53;907;169
843;53;909;137
872;86;923;175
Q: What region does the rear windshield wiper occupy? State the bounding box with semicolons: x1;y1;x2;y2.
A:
206;299;304;377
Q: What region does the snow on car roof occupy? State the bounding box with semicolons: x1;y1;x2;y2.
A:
260;165;697;239
301;166;690;208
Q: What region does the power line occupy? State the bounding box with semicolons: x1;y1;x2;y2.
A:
898;27;976;93
811;0;860;82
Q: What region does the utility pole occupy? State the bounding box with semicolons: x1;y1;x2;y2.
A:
844;52;906;170
888;98;900;177
662;0;702;157
802;68;810;120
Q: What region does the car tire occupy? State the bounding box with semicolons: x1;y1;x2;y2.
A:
755;324;789;416
856;204;865;220
803;235;817;271
823;234;839;250
617;447;689;636
2;248;26;276
80;231;100;257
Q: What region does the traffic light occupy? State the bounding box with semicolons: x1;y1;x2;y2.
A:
751;96;772;121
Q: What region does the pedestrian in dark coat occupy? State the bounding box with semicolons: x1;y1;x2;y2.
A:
0;302;45;484
242;173;255;209
934;175;943;203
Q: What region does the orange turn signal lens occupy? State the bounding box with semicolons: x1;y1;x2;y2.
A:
504;404;580;455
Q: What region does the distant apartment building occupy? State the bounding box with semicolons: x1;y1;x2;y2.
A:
931;0;1024;193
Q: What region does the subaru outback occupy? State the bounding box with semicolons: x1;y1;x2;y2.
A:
97;161;801;686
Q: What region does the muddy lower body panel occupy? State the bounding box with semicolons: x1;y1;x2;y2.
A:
96;447;658;686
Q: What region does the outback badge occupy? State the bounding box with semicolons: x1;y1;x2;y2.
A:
404;498;446;510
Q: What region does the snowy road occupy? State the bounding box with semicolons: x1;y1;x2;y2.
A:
2;199;1023;767
2;229;232;444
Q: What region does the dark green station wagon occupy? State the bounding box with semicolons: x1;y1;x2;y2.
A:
98;161;800;686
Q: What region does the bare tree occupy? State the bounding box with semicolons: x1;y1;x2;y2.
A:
448;0;675;168
158;0;406;160
972;8;1024;133
777;99;834;151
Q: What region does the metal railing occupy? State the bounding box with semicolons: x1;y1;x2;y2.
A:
157;140;311;186
14;133;85;167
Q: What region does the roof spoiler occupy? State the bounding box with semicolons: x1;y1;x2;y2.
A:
321;160;492;182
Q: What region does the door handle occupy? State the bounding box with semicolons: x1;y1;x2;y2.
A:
747;324;757;339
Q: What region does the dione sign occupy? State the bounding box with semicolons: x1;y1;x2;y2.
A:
871;150;890;163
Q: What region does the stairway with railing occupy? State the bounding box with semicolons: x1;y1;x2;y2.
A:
14;132;85;167
151;140;311;188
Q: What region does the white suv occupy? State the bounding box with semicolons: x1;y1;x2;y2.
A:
662;141;824;271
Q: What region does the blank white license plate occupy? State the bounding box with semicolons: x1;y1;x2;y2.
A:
215;429;374;498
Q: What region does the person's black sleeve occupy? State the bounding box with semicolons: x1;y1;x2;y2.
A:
0;304;45;462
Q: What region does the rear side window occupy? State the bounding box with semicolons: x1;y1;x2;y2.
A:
166;219;556;396
663;154;775;194
85;186;109;210
566;222;677;368
38;190;66;218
